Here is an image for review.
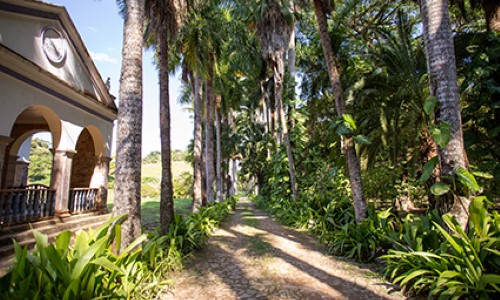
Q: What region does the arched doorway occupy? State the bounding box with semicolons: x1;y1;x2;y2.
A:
2;106;61;188
69;126;108;213
0;106;60;224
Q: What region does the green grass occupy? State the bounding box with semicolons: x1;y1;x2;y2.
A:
106;160;193;226
107;196;193;225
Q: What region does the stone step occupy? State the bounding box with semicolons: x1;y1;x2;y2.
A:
0;213;110;276
0;212;108;247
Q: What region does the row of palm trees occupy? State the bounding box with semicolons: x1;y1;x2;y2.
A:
112;0;497;248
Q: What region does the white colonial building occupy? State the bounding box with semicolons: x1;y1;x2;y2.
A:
0;0;116;224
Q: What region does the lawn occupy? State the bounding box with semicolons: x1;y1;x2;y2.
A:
107;160;193;226
107;197;193;225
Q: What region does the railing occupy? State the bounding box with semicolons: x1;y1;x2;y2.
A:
0;188;55;225
68;188;99;213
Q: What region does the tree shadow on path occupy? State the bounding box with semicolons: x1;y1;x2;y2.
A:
190;199;402;300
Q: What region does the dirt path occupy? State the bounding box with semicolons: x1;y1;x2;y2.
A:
162;199;404;300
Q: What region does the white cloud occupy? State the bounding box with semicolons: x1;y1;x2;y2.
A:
87;26;97;32
89;51;118;64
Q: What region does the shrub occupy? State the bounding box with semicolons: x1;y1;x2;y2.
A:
141;177;160;198
173;172;193;199
326;207;396;262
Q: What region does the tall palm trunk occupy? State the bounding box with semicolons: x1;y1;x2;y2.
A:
483;0;500;32
114;0;144;249
192;73;203;212
159;30;174;235
205;58;215;203
421;0;469;228
287;17;296;129
273;57;299;202
201;88;208;206
215;95;223;202
313;0;367;222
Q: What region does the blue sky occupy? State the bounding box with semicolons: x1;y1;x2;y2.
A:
49;0;193;155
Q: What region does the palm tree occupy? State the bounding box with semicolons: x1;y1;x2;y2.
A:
420;0;469;228
312;0;367;222
206;58;216;203
113;0;144;249
144;0;186;234
255;0;299;202
483;0;500;32
192;71;204;211
179;1;225;204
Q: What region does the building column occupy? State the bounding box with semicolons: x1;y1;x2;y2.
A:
51;149;76;216
4;155;18;188
91;156;111;213
0;136;13;188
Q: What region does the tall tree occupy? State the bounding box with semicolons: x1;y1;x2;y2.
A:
312;0;367;222
182;2;226;203
113;0;144;249
483;0;500;32
420;0;470;228
256;0;299;202
192;72;204;210
215;94;223;201
144;0;186;234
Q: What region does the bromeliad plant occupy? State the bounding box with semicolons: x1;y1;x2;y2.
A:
382;197;500;298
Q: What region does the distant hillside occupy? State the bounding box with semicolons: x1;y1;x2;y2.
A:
142;161;192;180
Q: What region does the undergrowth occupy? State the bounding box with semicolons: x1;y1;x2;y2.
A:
253;193;500;299
0;197;237;299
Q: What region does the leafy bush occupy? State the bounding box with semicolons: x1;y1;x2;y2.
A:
173;172;193;199
0;215;166;299
326;207;396;262
382;197;500;298
141;177;160;198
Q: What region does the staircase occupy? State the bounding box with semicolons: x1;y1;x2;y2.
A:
0;212;110;276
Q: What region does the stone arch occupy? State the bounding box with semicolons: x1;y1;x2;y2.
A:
84;125;106;158
2;106;61;188
70;128;96;188
8;106;61;156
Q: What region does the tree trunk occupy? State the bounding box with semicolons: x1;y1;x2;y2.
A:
113;0;144;250
192;73;203;212
158;28;174;235
205;60;215;203
483;0;500;32
421;0;470;228
215;95;223;202
261;81;271;159
287;20;296;129
273;57;298;202
270;95;276;139
313;0;367;222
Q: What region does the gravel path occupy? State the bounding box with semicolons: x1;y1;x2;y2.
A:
162;198;405;300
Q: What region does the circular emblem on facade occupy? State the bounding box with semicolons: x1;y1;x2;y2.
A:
41;27;66;64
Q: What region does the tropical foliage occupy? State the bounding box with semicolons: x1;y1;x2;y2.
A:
0;198;237;299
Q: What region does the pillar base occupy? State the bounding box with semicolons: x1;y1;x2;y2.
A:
55;210;71;219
